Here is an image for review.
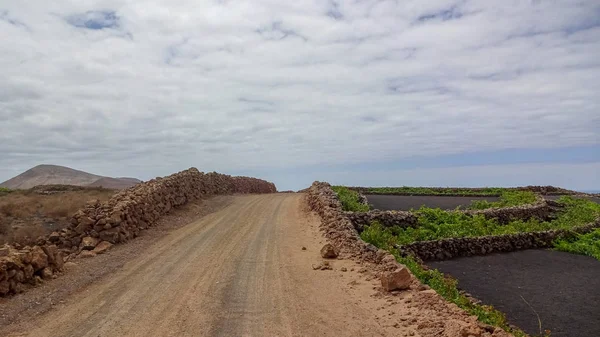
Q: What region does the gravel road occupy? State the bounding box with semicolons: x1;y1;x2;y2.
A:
1;194;421;337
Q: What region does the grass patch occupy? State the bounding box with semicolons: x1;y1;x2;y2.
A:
468;191;537;210
0;187;12;195
363;187;508;196
382;197;600;245
331;186;369;212
554;228;600;261
360;223;529;336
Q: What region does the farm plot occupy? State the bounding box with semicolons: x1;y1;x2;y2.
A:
333;185;600;336
429;250;600;337
365;194;499;211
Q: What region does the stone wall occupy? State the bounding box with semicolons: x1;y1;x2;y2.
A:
349;185;578;196
345;196;560;229
397;220;600;262
0;168;276;296
305;182;403;271
463;198;561;224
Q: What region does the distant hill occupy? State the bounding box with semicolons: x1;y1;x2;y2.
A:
0;164;141;190
87;177;142;190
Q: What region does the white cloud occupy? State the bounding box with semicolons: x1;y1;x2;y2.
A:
0;0;599;187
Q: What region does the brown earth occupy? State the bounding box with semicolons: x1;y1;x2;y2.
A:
0;187;116;245
0;193;503;337
0;164;140;190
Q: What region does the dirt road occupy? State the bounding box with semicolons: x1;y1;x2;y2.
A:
2;194;417;337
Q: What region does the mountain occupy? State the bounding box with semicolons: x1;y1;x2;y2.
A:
0;164;141;190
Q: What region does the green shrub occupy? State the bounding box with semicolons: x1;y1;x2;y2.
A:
384;197;600;244
331;186;369;212
469;191;537;210
554;228;600;261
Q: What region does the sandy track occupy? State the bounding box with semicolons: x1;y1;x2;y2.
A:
2;194;418;337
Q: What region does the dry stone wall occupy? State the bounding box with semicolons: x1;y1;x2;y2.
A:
350;185;578;196
325;183;593;262
462;197;561;224
345;195;560;229
0;168;275;296
398;220;600;261
305;182;405;271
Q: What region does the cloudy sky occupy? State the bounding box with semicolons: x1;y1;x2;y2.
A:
1;0;599;191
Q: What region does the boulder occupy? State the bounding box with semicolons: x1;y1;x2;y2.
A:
80;237;99;250
320;244;338;259
41;245;59;266
380;267;412;291
30;246;48;271
75;217;95;234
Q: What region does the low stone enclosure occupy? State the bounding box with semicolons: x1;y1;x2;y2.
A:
308;182;600;336
311;182;600;262
0;168;276;296
350;185;579;196
347;195;563;231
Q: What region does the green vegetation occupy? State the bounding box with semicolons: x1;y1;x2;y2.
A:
468;191;538;210
331;186;369;212
554;228;600;261
359;196;599;336
374;197;600;245
0;187;12;196
363;186;508;196
360;226;528;337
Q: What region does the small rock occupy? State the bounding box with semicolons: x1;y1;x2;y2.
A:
301;246;307;251
320;244;338;259
312;261;332;270
48;232;61;243
341;267;347;272
381;267;412;292
30;246;49;271
40;267;54;280
92;241;113;255
80;236;99;250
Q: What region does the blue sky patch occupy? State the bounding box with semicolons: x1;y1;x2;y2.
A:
66;10;119;30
